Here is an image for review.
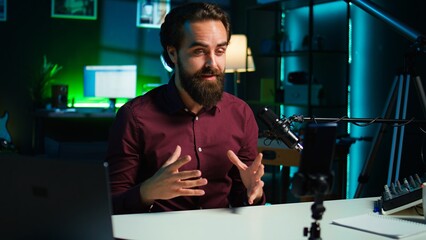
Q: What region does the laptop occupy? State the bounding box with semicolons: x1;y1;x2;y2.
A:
0;153;114;239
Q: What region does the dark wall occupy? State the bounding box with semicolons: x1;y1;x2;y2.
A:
0;0;237;154
349;0;426;197
0;0;102;153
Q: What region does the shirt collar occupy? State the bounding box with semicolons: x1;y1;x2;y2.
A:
163;75;185;114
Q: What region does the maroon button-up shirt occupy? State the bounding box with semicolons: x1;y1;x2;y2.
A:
106;77;265;214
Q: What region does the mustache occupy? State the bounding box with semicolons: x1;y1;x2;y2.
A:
196;67;222;76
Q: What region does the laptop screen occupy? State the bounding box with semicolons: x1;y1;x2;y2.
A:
0;154;114;239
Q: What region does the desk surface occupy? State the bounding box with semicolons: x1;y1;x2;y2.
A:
34;108;116;118
112;197;426;240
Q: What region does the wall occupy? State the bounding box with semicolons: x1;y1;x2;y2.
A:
0;0;90;153
349;0;426;198
0;0;233;154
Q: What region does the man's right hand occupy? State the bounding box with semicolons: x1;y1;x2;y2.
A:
139;145;208;206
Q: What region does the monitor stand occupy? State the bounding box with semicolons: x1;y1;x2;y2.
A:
108;98;116;112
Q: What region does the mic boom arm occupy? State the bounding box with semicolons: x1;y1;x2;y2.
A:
258;107;303;152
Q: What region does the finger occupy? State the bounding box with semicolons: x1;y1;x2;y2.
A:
163;145;182;167
227;150;248;170
254;164;265;180
248;181;264;204
177;188;206;196
177;177;208;188
168;155;192;171
247;179;263;195
248;177;264;196
174;170;203;181
252;153;263;168
248;153;263;175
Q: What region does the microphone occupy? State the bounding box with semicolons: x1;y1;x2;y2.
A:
258;107;303;152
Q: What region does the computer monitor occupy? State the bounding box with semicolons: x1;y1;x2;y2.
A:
83;65;137;109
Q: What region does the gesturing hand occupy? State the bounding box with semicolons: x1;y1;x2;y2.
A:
139;145;208;205
227;150;265;205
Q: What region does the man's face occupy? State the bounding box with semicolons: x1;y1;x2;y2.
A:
171;20;228;108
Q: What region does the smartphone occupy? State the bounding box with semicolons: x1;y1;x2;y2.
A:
291;122;338;197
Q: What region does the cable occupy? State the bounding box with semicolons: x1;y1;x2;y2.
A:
420;133;426;167
351;117;380;127
391;117;415;127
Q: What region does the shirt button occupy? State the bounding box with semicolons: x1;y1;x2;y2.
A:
198;147;202;152
195;116;199;121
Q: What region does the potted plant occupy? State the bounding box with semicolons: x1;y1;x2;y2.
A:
30;55;63;108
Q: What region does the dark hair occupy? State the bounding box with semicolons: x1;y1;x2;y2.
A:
160;2;231;69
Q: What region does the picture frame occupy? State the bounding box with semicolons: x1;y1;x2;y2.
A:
51;0;97;20
137;0;170;28
0;0;6;22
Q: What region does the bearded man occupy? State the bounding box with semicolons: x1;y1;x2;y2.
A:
107;2;265;214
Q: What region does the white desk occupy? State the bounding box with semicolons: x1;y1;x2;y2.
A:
112;197;426;240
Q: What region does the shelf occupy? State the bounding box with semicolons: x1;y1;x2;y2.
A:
246;101;284;106
247;101;346;109
254;50;348;58
246;0;349;122
247;0;338;11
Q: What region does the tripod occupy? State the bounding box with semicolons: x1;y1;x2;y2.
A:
354;55;426;198
346;0;426;198
304;177;327;240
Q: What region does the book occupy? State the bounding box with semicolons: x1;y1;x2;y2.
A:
332;213;426;239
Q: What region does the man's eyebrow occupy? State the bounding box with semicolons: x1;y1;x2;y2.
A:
217;41;228;47
189;41;229;48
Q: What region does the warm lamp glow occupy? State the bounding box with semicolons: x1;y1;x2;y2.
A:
225;34;255;96
225;35;255;73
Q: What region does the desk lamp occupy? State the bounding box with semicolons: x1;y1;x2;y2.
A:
225;34;255;96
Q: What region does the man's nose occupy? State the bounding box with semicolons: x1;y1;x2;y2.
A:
205;53;218;68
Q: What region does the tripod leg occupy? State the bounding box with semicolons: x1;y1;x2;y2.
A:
354;75;399;198
387;75;406;184
357;74;426;197
391;75;410;184
391;75;426;184
414;76;426;117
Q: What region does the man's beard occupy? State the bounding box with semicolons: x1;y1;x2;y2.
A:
178;59;225;109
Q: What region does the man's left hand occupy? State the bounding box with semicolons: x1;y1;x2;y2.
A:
227;150;264;205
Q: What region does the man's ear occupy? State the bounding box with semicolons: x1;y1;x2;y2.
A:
167;46;177;64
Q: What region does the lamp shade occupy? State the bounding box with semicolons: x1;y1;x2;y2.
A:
225;34;255;73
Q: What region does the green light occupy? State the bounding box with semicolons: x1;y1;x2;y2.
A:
68;98;129;108
56;71;161;110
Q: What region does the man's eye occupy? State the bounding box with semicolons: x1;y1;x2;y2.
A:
194;49;206;55
216;49;226;56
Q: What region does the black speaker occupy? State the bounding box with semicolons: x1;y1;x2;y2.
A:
51;84;68;109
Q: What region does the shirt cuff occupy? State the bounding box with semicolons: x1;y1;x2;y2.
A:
122;185;154;213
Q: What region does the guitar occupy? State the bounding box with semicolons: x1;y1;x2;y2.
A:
0;111;12;150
